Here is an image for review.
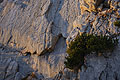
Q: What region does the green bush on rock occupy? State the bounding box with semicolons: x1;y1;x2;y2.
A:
114;20;120;27
64;33;118;71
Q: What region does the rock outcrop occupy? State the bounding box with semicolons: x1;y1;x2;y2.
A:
80;0;104;14
0;0;120;80
0;0;81;55
0;39;67;80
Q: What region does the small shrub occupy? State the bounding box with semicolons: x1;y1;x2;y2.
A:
114;20;120;27
64;33;118;71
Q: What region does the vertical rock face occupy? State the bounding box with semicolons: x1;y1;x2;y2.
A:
0;0;120;80
0;0;81;55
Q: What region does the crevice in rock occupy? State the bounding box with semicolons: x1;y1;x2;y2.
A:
24;52;31;56
99;71;104;80
0;43;21;53
98;59;109;80
114;72;118;80
23;51;38;56
6;35;12;45
21;74;31;80
44;0;52;22
40;0;52;16
95;0;104;8
33;51;37;55
39;33;66;56
0;0;3;3
4;58;12;80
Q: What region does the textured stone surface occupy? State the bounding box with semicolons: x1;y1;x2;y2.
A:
80;0;104;14
0;35;67;79
65;0;120;80
0;0;81;55
0;58;18;80
79;44;120;80
0;0;120;80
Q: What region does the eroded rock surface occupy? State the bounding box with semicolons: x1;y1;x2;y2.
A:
80;0;104;14
0;36;67;80
0;0;81;55
0;0;120;80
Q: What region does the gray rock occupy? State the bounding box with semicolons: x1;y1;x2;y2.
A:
0;0;81;55
0;35;67;79
14;72;23;80
34;72;44;80
66;27;80;45
5;61;18;80
0;58;19;80
0;0;120;80
79;54;107;80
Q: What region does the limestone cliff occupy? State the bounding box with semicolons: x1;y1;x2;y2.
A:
0;0;120;80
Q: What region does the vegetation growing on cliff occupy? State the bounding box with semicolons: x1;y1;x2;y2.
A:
64;33;118;71
114;20;120;27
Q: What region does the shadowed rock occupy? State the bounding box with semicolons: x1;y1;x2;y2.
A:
0;0;3;3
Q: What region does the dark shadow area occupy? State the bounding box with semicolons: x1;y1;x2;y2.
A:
0;0;3;3
95;0;104;8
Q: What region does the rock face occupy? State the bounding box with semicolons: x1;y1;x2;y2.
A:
0;38;67;80
0;0;120;80
0;0;81;55
80;0;104;14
